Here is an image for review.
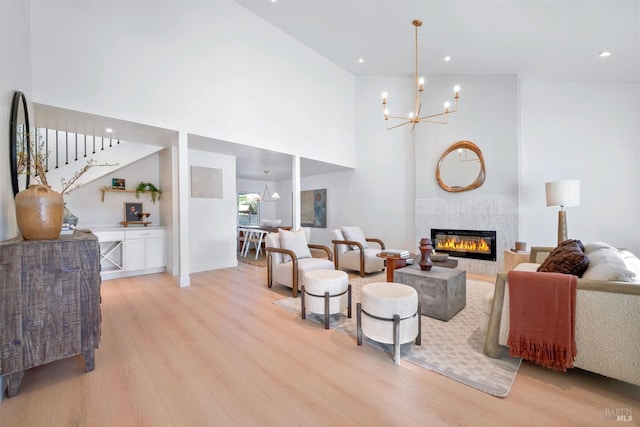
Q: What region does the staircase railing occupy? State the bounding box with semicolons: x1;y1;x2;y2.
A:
35;127;121;173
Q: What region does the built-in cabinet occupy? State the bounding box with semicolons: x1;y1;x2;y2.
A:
92;226;166;279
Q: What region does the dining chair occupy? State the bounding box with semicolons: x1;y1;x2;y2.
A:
244;229;268;260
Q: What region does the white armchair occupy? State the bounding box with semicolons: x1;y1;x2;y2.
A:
331;227;385;277
265;228;334;297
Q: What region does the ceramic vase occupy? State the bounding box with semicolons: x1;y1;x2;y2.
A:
15;184;64;240
63;203;79;226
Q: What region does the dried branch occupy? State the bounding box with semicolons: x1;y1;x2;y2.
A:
60;159;118;195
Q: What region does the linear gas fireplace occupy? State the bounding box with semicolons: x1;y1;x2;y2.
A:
430;229;497;261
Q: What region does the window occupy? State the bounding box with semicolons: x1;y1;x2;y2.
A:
237;193;260;226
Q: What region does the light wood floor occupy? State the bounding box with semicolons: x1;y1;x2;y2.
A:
1;264;638;426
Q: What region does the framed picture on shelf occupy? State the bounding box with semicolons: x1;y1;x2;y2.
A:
112;178;125;190
124;202;143;222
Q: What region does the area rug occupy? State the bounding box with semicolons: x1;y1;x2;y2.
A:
238;249;331;268
273;272;521;397
237;251;267;267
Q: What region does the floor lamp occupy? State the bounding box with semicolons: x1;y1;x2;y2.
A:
545;180;580;245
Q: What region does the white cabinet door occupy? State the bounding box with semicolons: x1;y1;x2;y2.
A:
125;238;146;271
124;228;166;272
145;237;166;269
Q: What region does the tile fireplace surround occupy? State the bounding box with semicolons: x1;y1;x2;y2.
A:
415;195;518;276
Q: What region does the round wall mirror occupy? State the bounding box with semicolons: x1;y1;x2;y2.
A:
436;140;485;192
10;91;31;197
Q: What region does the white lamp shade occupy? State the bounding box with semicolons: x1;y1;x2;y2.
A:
545;180;580;207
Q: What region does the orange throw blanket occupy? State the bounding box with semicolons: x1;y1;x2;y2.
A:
507;271;577;371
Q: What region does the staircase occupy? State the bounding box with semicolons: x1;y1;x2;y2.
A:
34;127;163;194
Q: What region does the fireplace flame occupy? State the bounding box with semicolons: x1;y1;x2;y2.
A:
436;237;491;253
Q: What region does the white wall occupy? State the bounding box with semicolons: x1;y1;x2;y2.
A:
0;0;31;405
275;77;416;251
30;0;356;169
188;150;237;272
63;154;163;227
415;74;519;199
0;0;31;242
519;80;640;254
413;74;520;275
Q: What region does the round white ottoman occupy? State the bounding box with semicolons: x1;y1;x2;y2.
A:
357;282;421;364
302;270;351;329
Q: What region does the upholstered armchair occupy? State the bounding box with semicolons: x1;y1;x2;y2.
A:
265;228;334;297
331;227;385;277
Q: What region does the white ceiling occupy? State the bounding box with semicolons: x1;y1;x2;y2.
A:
235;0;639;83
33;1;639;181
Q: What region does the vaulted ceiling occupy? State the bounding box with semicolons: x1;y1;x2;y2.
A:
33;1;639;181
235;0;639;83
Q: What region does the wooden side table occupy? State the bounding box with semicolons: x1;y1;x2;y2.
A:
376;253;413;282
503;250;530;272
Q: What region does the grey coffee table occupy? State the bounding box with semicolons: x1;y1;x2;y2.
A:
393;265;466;321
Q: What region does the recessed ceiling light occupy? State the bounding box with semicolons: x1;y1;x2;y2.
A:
270;0;277;2
358;58;364;63
599;51;611;58
105;128;113;133
444;56;451;62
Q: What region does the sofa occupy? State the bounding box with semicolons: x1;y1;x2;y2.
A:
482;243;640;386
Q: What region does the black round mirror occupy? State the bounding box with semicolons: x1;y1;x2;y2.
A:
10;91;30;197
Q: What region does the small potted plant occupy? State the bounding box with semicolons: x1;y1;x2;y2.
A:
135;182;162;203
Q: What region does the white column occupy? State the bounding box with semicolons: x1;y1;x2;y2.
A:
292;156;301;230
177;131;190;287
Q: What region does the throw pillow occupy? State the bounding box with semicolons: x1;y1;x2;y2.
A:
537;239;589;277
583;241;613;255
619;250;640;276
342;226;368;251
582;246;640;283
279;228;311;263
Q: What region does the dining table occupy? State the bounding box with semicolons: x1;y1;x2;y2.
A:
237;225;292;252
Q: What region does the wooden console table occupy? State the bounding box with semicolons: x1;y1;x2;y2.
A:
0;231;101;397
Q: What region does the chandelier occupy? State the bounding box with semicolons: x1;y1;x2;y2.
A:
259;170;280;202
382;20;460;132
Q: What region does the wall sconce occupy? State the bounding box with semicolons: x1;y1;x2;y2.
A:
545;180;580;244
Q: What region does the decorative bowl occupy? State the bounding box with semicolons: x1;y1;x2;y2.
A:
431;253;449;262
261;219;282;227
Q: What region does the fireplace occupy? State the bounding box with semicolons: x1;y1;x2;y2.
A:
430;229;497;261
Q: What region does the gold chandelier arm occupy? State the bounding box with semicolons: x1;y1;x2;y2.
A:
422;117;449;125
387;113;412;120
418;97;458;121
386;119;416;130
